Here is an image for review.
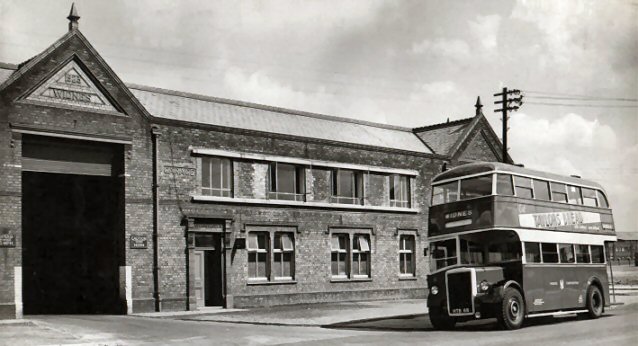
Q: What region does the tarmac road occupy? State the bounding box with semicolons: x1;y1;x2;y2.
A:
2;302;637;345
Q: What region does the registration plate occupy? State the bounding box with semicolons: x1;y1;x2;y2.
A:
451;308;471;314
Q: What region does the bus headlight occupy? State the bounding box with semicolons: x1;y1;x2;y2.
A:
430;286;439;295
479;280;490;292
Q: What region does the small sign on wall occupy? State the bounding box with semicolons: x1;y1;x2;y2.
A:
0;228;16;248
130;235;148;249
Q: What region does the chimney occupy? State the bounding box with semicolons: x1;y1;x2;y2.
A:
67;3;80;31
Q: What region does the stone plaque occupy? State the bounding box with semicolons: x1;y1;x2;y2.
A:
130;235;148;249
0;229;16;248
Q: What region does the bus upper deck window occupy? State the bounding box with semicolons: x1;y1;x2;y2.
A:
567;185;582;204
514;176;533;199
432;181;458;206
596;190;609;208
496;174;514;196
550;182;568;203
533;179;550;201
460;175;492;200
582;188;598;207
558;243;575;263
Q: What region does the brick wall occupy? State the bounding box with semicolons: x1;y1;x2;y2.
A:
153;122;443;308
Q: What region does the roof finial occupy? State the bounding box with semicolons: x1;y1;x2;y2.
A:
67;3;80;31
475;96;483;117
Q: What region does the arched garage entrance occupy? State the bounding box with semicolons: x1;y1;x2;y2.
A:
21;134;125;314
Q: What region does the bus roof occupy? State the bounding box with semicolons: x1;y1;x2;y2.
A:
433;162;604;190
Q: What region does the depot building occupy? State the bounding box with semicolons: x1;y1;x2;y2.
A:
0;7;510;319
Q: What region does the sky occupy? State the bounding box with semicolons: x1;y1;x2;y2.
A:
1;0;636;233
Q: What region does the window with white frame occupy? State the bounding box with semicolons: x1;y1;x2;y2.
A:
200;157;232;197
352;234;371;278
390;175;411;208
332;169;363;205
273;232;295;279
331;234;349;277
399;234;415;276
247;230;296;282
269;162;305;201
247;232;269;280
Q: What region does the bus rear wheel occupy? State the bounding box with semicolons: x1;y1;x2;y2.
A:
429;307;456;330
497;287;525;330
585;285;603;319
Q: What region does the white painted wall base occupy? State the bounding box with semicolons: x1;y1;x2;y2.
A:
14;267;22;319
119;266;132;314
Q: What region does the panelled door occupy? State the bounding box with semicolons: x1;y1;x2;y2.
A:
193;250;206;308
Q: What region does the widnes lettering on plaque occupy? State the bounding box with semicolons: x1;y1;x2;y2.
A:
25;60;117;112
0;228;16;248
130;235;148;249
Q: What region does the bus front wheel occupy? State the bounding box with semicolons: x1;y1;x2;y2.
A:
497;287;525;330
585;285;603;319
429;307;456;330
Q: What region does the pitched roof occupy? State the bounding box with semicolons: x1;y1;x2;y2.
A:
0;63;17;85
129;84;433;154
413;117;473;155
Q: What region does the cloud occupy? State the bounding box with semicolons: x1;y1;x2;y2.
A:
509;113;618;151
411;38;471;58
222;67;389;124
468;14;501;52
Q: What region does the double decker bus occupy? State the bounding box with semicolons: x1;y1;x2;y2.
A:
426;162;616;330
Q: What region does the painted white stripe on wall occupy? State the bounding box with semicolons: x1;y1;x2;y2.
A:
126;266;132;314
120;265;133;314
190;147;419;176
14;267;22;319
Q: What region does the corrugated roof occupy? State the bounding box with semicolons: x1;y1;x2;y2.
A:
129;84;433;154
414;118;472;155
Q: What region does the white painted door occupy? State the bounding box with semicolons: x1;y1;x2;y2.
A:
193;250;206;308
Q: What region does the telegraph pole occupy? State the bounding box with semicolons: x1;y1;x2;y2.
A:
494;87;523;163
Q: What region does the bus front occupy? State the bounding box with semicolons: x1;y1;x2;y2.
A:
426;166;525;329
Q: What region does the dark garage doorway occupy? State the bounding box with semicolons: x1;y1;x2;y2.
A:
21;135;124;314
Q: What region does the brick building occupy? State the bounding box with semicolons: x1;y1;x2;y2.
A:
0;7;510;319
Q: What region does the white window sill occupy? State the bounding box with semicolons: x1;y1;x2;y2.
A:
192;195;419;213
247;279;297;286
398;275;417;281
330;276;372;283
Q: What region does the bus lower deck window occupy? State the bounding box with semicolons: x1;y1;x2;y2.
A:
590;245;605;263
559;243;575;263
576;244;591;263
524;242;542;263
541;243;559;263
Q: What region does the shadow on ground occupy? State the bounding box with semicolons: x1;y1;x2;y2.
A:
324;312;615;332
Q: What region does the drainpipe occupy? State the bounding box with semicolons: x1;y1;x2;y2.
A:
151;125;162;312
